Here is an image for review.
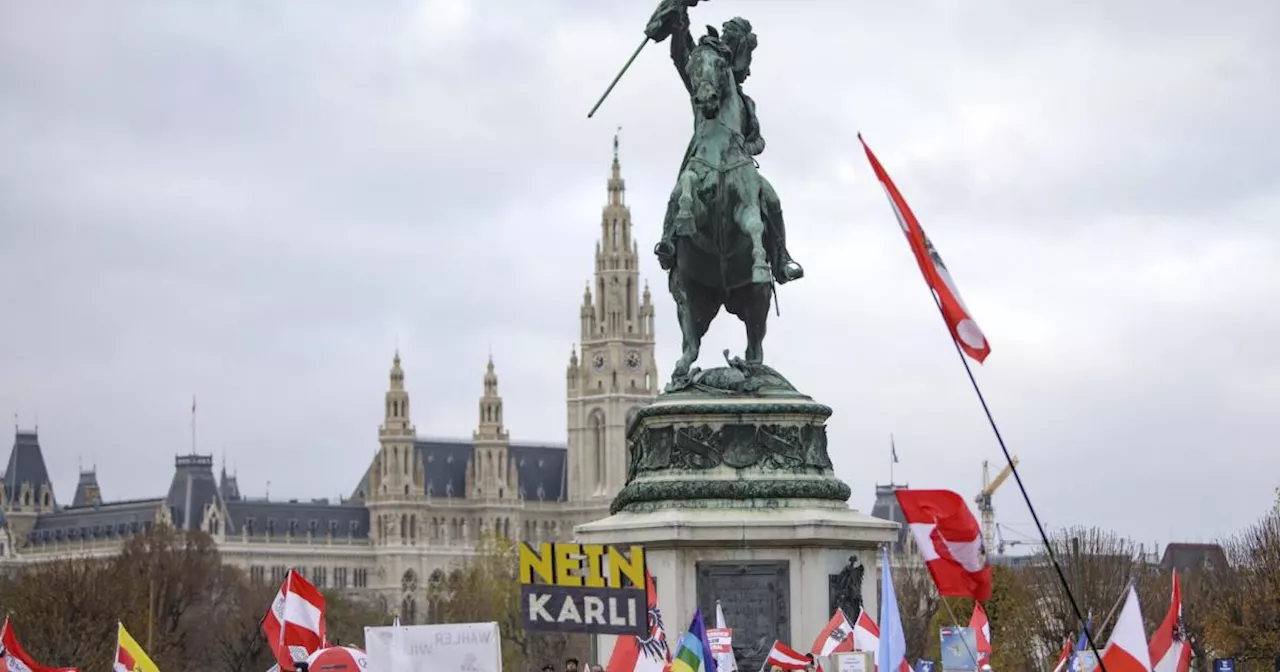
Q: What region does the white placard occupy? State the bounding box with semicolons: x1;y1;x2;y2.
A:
833;652;873;672
365;622;503;672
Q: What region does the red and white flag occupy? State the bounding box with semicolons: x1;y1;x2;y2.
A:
1099;586;1153;672
859;135;991;363
263;569;327;671
0;619;79;672
969;602;991;664
1148;570;1192;672
606;569;671;672
844;610;910;672
1050;638;1072;672
850;609;880;654
895;489;993;602
764;641;808;671
810;610;855;656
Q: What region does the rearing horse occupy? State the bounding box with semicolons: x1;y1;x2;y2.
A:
665;29;776;388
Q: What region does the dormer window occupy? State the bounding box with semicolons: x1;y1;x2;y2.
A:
308;520;319;535
328;520;338;536
245;517;255;535
348;520;358;535
288;519;298;535
536;484;546;501
266;519;276;535
445;482;454;498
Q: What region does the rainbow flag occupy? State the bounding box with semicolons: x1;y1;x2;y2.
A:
671;608;718;672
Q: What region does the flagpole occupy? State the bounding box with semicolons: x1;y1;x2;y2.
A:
920;286;1108;670
280;569;292;669
858;133;1105;668
191;394;197;455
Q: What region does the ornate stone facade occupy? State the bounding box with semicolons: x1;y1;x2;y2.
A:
0;145;658;622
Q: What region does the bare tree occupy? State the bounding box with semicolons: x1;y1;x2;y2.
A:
0;558;121;668
0;525;389;672
890;558;939;661
1028;526;1140;654
1199;511;1280;664
427;533;585;672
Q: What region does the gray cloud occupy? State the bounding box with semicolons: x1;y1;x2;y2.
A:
1;0;1277;545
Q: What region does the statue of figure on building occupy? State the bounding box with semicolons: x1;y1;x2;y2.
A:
641;0;805;390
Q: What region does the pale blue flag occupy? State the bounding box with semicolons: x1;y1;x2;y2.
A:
877;546;908;671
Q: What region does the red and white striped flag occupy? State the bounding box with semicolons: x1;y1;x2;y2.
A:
859;135;991;363
895;489;993;602
1099;586;1153;672
969;602;991;664
1148;570;1192;672
763;641;808;671
263;569;327;671
810;610;855;656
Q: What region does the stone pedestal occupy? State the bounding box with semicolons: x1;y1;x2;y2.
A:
575;366;898;671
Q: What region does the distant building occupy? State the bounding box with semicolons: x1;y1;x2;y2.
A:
870;482;913;556
0;143;659;621
1160;542;1227;575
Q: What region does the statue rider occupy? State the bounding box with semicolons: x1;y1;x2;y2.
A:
645;0;804;285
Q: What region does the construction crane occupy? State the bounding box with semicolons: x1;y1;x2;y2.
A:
995;524;1044;555
975;456;1018;556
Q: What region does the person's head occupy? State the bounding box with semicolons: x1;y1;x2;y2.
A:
719;16;757;82
542;665;555;672
592;665;605;672
565;658;580;672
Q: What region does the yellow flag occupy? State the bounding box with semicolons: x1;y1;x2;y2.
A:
115;623;160;672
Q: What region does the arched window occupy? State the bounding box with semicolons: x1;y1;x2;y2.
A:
589;409;607;493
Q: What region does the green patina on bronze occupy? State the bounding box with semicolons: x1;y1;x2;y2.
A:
611;364;850;514
612;479;852;515
644;0;804;391
606;3;852;515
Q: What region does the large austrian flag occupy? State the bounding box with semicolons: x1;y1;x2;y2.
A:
859;135;991;363
895;489;993;602
263;569;327;671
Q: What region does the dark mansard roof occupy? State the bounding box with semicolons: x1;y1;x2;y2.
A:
27;498;163;545
224;498;370;538
5;430;54;502
347;438;567;504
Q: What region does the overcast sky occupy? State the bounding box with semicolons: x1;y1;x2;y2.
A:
2;0;1277;548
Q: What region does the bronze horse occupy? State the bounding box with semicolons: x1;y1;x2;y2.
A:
663;29;779;389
